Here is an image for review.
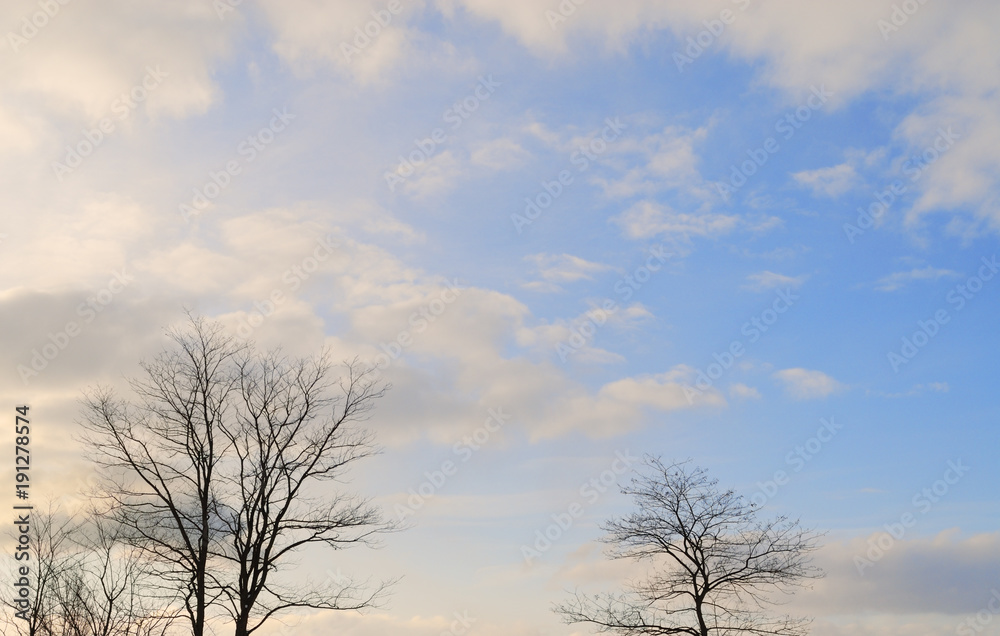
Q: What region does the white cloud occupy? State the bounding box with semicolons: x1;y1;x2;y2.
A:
397;136;532;200
547;367;724;439
0;103;47;155
470;137;530;170
255;0;432;84
0;192;162;293
0;197;721;449
613;200;780;243
516;301;653;365
516;317;623;364
869;382;950;399
520;118;715;207
256;607;548;636
519;280;563;294
0;0;234;121
729;383;761;400
792;148;884;198
592;124;715;203
896;98;1000;234
743;270;809;292
398;149;463;198
872;266;961;292
799;530;1000;618
164;207;715;443
523;253;612;288
793;162;858;197
773;368;845;400
441;0;1000;233
440;1;891;99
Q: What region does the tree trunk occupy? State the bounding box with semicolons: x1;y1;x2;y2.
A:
194;563;206;636
234;614;250;636
695;597;709;636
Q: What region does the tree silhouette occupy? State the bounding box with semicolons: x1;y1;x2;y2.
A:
81;314;393;636
557;457;822;636
214;353;394;636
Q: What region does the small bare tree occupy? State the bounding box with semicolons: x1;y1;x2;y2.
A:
3;504;73;636
214;353;394;636
54;510;178;636
3;505;175;636
556;457;822;636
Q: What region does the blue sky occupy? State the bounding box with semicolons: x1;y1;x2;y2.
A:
2;1;1000;634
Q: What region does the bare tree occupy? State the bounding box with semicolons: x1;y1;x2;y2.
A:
556;457;822;636
80;314;393;636
81;316;247;636
3;504;73;636
53;510;179;636
3;505;175;636
214;353;395;636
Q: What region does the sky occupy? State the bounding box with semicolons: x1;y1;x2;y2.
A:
2;0;1000;634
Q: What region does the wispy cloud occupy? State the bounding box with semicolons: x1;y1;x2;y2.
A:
612;201;780;243
868;382;950;399
592;124;716;203
743;271;809;292
523;253;612;292
793;162;858;197
729;383;761;400
470;137;530;170
872;266;962;292
773;368;845;400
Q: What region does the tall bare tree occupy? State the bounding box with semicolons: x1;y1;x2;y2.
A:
556;457;822;636
214;353;394;636
80;315;393;636
81;316;247;636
